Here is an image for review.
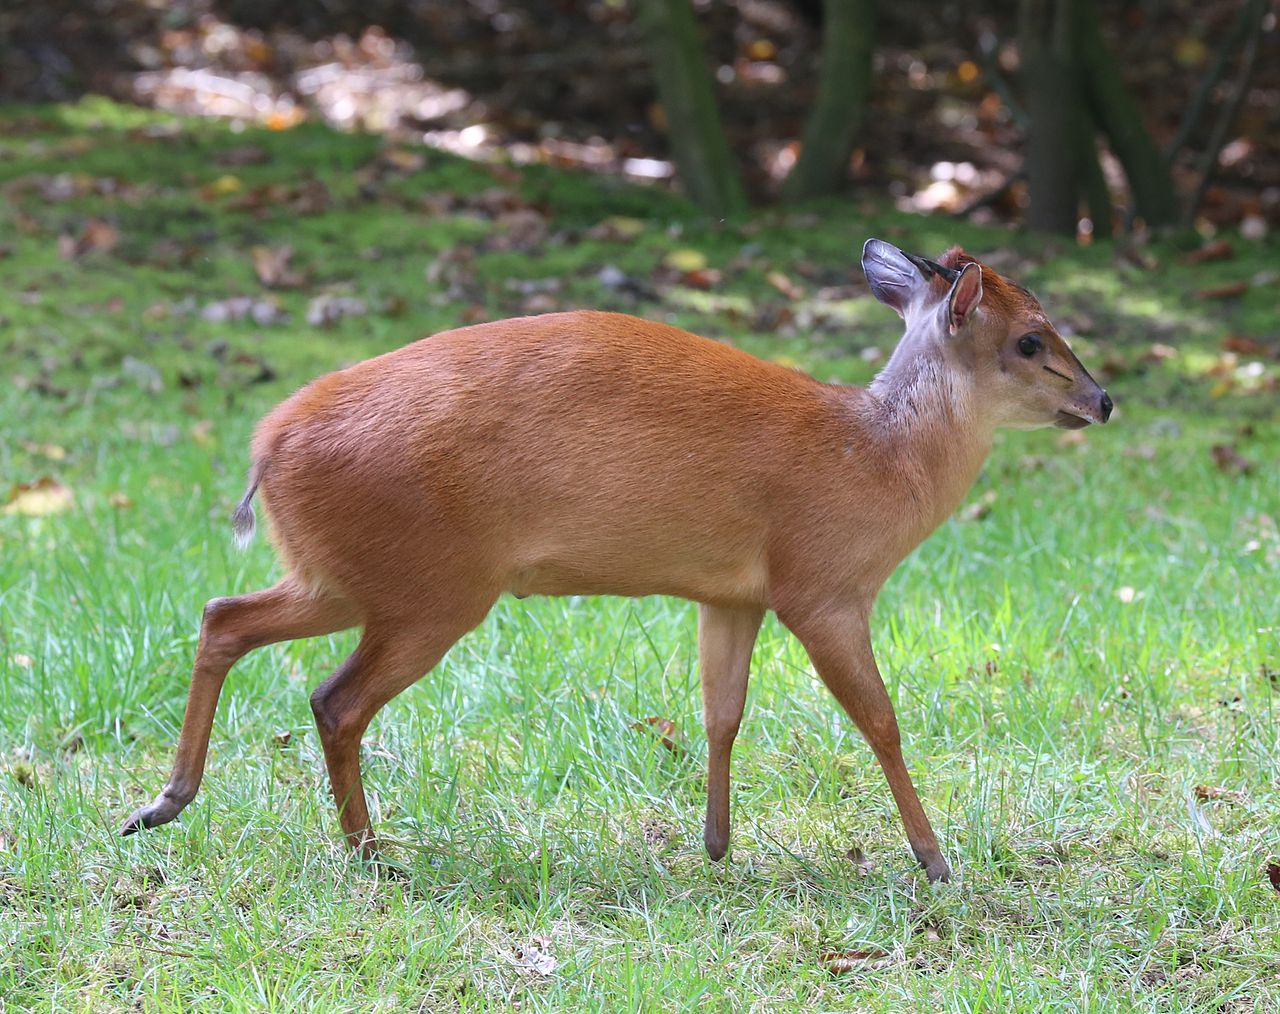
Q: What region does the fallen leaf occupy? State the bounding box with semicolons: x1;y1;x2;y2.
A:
629;716;681;754
306;294;369;327
1210;444;1252;476
1196;281;1249;300
251;245;306;288
33;171;96;202
226;351;278;385
587;216;645;241
819;948;892;974
54;135;96;156
200;296;287;325
664;249;708;273
1178;239;1233;265
766;271;804;300
1193;784;1245;804
522;293;559;314
20;442;66;461
273;730;293;748
382;147;426;172
226;183;277;214
265;109;304;130
200;174;242;199
5;478;73;516
121;356;163;394
1174;35;1208;68
960;489;998;522
1221;335;1272;357
513;940;556;976
844;846;874;875
680;268;721;289
290;178;331;215
58;218;119;259
595;264;650;297
484;209;547;252
230;178;331;217
465;188;533;218
1116;243;1158;271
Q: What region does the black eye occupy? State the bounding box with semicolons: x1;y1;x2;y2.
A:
1017;334;1043;357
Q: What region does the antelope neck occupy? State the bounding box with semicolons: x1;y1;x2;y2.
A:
865;349;995;523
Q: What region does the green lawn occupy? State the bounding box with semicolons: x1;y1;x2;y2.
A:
2;99;1278;1011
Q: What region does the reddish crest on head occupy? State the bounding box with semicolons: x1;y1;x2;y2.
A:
934;247;1044;323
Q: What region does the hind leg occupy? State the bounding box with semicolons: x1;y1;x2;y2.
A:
122;577;357;835
310;601;494;855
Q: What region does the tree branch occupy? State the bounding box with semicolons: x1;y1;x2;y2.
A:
1164;0;1257;166
1181;0;1268;228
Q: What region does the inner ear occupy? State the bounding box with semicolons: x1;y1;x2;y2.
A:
862;238;931;318
947;262;983;335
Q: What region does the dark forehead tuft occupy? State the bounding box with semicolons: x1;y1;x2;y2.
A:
936;246;1044;319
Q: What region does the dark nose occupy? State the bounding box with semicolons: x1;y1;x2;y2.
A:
1099;389;1113;423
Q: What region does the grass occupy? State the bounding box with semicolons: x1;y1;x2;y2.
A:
1;97;1278;1011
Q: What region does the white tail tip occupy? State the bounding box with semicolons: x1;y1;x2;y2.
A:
232;500;257;548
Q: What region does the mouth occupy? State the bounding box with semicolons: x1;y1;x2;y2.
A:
1054;411;1092;429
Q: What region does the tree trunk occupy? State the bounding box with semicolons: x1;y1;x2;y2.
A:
781;0;876;202
638;0;745;217
1072;0;1179;228
1020;0;1079;234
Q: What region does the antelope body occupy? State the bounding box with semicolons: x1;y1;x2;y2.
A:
122;240;1112;882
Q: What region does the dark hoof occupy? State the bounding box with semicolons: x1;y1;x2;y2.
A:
704;836;728;863
923;858;951;883
120;807;155;836
120;793;186;836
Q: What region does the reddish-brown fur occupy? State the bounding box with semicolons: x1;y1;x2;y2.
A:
122;243;1110;883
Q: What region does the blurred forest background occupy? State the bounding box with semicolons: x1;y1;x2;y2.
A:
2;0;1276;235
4;3;1280;1007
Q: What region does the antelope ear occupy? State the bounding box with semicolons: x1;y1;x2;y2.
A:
862;238;930;318
947;261;983;334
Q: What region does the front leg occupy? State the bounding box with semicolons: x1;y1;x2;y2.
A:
697;603;764;860
780;607;950;883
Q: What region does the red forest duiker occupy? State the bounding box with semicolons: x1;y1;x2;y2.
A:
123;239;1112;882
